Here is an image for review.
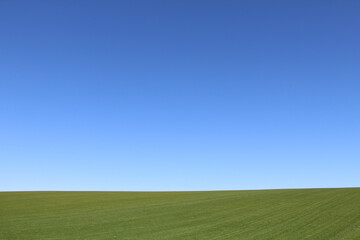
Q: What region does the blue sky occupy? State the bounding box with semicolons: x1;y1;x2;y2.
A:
1;0;359;191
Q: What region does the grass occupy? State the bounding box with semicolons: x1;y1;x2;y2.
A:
0;188;359;239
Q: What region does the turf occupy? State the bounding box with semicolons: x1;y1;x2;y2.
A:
0;188;359;239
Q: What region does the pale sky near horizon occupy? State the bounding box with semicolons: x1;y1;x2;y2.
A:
1;0;359;191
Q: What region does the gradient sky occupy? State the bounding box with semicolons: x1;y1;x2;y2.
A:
1;0;359;191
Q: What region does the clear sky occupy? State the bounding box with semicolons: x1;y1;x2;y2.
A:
1;0;359;191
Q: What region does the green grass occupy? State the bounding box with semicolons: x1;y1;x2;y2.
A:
0;188;359;239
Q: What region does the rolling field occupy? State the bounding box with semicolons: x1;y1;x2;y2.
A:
0;188;359;239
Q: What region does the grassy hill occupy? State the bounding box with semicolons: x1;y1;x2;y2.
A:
0;188;359;239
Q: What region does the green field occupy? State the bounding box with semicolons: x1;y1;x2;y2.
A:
0;188;359;239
